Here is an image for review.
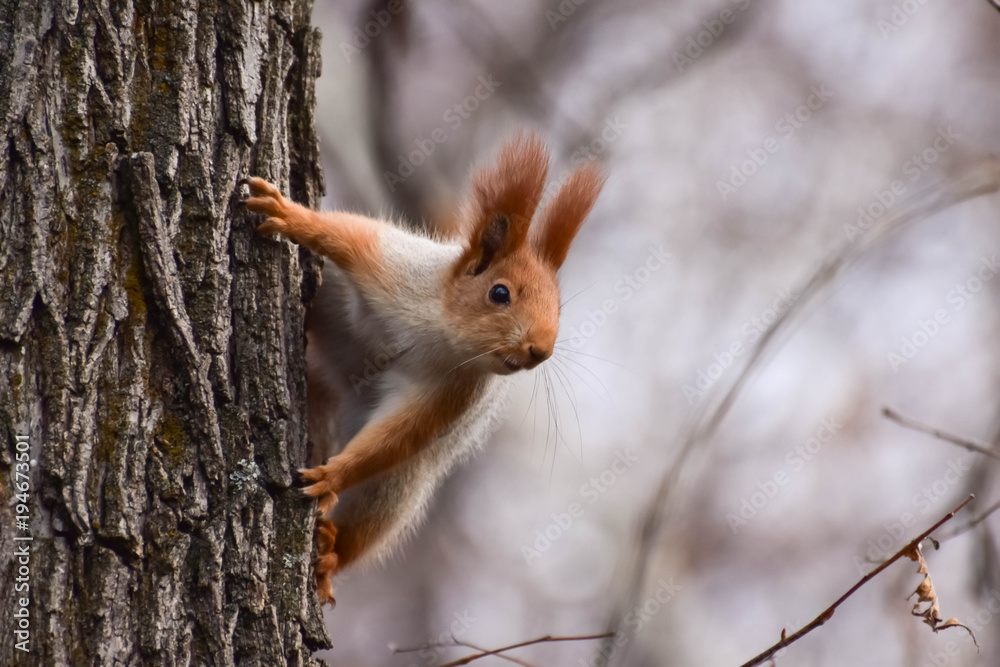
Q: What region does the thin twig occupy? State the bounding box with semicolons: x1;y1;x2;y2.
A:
394;634;535;667
456;640;535;667
737;495;974;667
941;497;1000;541
882;407;1000;460
414;633;614;667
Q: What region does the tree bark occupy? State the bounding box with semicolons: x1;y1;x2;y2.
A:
0;0;331;664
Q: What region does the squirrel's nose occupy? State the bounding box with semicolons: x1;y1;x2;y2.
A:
528;345;551;362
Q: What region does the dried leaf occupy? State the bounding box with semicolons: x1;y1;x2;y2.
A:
939;619;980;650
903;543;979;651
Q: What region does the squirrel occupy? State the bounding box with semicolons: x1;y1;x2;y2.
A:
242;132;605;603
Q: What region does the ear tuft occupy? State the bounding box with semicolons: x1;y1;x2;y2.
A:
458;131;550;275
470;132;549;240
532;162;606;270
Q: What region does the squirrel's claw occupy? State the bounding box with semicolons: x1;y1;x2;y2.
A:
240;177;287;226
240;176;282;198
309;489;338;514
298;467;339;513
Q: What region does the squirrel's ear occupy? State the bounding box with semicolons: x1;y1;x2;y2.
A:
457;132;549;275
531;162;605;270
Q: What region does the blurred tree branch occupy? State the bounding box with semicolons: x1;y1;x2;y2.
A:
394;632;613;667
882;406;1000;460
941;497;1000;541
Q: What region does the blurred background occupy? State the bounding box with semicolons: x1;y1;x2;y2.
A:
308;1;1000;665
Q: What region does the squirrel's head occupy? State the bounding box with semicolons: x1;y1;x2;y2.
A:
444;132;605;376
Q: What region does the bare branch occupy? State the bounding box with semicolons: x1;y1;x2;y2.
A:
396;633;614;667
941;497;1000;541
453;640;535;667
882;406;1000;460
737;495;974;667
394;634;534;667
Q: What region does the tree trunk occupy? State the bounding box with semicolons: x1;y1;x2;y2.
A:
0;0;331;664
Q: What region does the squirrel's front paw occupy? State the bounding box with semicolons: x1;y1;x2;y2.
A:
298;465;339;514
314;517;339;606
239;177;290;236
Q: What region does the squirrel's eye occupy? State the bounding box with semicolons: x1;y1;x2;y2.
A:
488;284;511;305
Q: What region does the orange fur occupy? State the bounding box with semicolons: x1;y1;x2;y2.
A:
298;374;480;599
325;508;389;572
532;163;606;269
299;375;478;506
244;177;381;278
444;134;603;372
242;131;604;606
456;132;549;276
443;242;561;366
314;518;339;603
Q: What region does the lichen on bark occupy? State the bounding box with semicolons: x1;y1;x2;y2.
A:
0;1;330;664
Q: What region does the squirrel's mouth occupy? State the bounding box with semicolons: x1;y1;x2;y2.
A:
502;359;523;372
492;352;525;374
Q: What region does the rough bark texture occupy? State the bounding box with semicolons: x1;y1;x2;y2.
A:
0;0;331;664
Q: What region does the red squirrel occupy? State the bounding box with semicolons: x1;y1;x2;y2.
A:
243;132;604;603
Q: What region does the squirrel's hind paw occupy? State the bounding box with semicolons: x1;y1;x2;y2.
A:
314;517;339;606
